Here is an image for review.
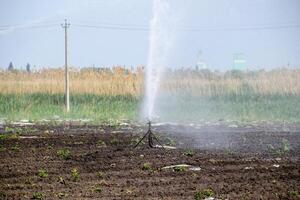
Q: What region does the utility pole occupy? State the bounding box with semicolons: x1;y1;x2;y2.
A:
61;19;70;112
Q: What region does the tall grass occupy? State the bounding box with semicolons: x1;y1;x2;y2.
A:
0;67;299;96
0;93;139;121
0;67;299;122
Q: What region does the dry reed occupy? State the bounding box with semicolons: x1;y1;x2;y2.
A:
0;67;299;96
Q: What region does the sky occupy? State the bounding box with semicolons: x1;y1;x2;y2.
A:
0;0;299;70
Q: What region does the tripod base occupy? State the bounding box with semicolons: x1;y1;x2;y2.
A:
134;127;164;148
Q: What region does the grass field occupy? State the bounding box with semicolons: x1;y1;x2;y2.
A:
0;67;299;123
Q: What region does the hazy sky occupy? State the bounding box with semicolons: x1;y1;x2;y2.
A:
0;0;299;70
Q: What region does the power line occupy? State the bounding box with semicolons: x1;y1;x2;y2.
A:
72;22;300;32
74;20;148;28
1;21;300;32
0;23;59;31
72;24;148;31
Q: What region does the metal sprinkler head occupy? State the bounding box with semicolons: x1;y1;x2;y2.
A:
147;120;152;131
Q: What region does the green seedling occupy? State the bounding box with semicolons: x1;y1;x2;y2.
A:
173;166;186;172
110;138;119;145
97;171;104;179
0;133;19;141
142;162;152;171
281;139;290;154
165;137;176;146
288;191;299;198
0;134;9;140
97;140;106;147
5;127;22;135
71;168;79;182
94;186;102;193
31;192;44;200
224;148;233;155
37;169;48;178
194;189;214;200
0;144;6;152
57;149;71;160
11;143;20;152
184;149;195;157
267;139;291;156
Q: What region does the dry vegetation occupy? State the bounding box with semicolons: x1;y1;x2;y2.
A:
0;67;299;96
0;67;144;95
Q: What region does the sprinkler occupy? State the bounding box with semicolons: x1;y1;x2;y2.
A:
134;121;164;148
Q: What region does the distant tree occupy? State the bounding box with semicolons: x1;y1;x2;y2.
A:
8;62;14;71
26;63;31;73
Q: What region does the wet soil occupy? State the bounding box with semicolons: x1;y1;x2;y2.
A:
0;123;299;200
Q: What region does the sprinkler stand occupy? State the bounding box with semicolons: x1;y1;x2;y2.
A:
134;121;164;148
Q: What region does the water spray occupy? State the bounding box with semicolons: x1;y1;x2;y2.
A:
134;120;164;148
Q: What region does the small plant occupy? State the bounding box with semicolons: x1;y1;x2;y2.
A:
281;139;290;154
0;144;6;152
37;169;48;178
110;138;119;145
71;168;79;182
174;166;186;172
97;171;104;179
0;134;9;140
194;189;214;200
94;186;102;193
97;140;106;147
4;127;14;133
165;137;176;146
224;148;233;155
4;127;22;136
184;149;195;157
142;162;152;171
57;149;71;160
11;143;20;152
267;144;275;151
31;192;44;200
288;191;299;198
0;133;20;141
267;139;291;156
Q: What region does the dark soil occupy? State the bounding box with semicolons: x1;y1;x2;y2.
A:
0;123;299;200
